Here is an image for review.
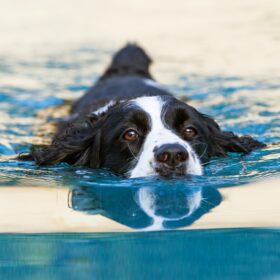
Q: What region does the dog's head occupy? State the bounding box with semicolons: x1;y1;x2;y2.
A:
33;96;265;178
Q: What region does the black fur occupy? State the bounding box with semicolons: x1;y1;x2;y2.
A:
100;43;153;81
33;102;151;175
26;44;266;176
71;44;172;115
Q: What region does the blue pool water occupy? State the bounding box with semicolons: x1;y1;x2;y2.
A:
0;46;280;279
1;229;280;280
1;47;279;187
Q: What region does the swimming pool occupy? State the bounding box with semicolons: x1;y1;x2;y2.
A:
0;42;280;279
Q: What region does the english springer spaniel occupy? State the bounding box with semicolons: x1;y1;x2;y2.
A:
29;44;265;178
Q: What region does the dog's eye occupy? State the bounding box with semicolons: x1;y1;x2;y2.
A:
123;129;139;141
183;126;197;140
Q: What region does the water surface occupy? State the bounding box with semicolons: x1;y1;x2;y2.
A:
1;1;280;276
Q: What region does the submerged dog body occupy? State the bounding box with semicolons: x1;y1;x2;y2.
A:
31;44;265;178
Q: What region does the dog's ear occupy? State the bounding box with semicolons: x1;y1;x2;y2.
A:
201;114;266;157
32;114;102;168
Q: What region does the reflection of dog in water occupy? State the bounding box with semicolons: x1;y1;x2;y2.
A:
70;184;221;230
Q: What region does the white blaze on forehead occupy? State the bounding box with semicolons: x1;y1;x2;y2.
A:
129;96;203;178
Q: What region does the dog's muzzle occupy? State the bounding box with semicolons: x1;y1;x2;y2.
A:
154;143;188;177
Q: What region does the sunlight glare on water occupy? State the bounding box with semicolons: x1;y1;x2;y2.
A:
0;46;279;188
0;1;280;278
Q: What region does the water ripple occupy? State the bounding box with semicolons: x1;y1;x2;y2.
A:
0;46;279;190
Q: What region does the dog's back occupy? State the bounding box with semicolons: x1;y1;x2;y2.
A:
71;44;172;115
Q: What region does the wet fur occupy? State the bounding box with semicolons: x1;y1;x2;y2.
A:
25;44;266;176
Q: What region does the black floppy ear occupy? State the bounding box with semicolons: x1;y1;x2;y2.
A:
32;114;102;168
201;114;266;157
211;130;266;156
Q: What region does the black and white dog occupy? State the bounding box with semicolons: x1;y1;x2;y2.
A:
30;44;265;178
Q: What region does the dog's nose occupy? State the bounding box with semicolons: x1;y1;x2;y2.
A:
154;144;188;168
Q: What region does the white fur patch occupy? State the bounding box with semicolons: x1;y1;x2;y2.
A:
93;101;116;116
129;96;203;178
137;187;202;230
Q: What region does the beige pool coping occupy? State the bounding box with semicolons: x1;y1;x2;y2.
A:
0;178;279;233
